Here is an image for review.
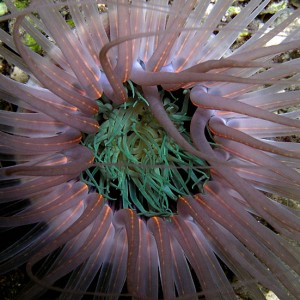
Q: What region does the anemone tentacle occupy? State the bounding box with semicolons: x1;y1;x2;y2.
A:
1;1;300;299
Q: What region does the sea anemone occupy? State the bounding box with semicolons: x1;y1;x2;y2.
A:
1;0;300;299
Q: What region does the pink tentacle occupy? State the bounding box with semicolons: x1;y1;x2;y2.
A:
190;86;300;129
3;145;94;176
209;117;300;159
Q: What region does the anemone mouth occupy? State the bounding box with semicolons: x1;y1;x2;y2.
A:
81;83;210;218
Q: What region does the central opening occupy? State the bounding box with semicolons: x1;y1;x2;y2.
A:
81;83;210;217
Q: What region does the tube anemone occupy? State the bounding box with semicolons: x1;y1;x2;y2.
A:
0;0;300;299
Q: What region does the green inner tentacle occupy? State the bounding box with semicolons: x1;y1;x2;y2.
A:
81;83;209;217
